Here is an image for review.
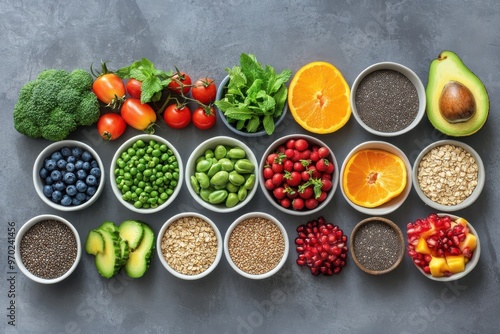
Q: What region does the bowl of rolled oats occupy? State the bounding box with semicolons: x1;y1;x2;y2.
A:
412;140;485;212
157;212;223;280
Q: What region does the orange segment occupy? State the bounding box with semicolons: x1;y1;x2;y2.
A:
342;149;407;208
288;61;351;134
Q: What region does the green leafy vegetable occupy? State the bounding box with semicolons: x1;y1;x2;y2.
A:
116;58;173;104
215;53;292;135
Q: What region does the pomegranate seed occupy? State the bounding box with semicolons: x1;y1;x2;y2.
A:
423;266;430;274
295;237;304;245
296;259;305;266
333;267;342;274
296;246;304;253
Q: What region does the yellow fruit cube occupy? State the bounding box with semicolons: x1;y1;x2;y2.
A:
460;233;477;252
429;257;450;277
420;226;436;239
446;255;465;274
415;237;431;255
455;218;468;227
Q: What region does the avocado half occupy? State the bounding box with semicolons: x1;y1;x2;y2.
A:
426;50;489;136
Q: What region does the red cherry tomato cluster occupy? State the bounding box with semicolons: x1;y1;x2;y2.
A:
263;138;335;211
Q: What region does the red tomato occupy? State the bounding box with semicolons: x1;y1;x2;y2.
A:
294;139;309;152
93;73;126;108
191;78;217;105
120;98;157;133
97;113;127;140
192;106;216;130
163;104;191;129
167;71;192;95
126;79;142;99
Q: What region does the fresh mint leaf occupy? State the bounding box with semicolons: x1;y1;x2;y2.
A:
272;69;292;93
246;116;261;133
256;91;275;112
263;114;275;135
240;53;263;83
226;66;246;88
140;77;163;104
273;85;288;117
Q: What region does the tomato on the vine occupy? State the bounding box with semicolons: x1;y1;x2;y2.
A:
167;71;192;95
192;106;216;130
163;104;191;129
126;78;142;99
91;63;126;109
191;78;217;105
120;98;157;133
97;113;127;140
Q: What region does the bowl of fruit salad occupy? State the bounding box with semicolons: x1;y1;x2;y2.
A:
33;140;105;211
259;134;339;215
406;213;480;281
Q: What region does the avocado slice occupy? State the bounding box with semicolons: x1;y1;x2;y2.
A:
426;50;489;136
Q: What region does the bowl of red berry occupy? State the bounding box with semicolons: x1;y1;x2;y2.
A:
406;213;480;281
294;216;348;276
259;134;338;215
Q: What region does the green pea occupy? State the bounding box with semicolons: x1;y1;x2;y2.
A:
208;189;228;204
210;170;229;186
227;147;246;159
228;170;245;186
244;174;256;190
214;145;228;160
135;140;146;148
225;192;239;208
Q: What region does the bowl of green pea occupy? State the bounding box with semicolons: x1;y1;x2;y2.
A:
185;136;259;213
110;134;183;214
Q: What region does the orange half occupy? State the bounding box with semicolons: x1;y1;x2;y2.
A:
342;149;407;208
288;61;351;134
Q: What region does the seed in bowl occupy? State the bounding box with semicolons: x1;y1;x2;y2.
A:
160;216;218;276
228;217;285;275
20;219;78;279
417;144;478;206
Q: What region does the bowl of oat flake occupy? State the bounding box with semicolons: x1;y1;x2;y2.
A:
157;212;222;280
413;140;485;211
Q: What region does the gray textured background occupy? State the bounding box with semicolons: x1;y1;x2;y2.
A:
1;1;499;333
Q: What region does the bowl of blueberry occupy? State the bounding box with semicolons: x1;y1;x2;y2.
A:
33;140;105;211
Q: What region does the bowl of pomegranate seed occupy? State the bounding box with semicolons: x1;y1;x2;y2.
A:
259;134;339;215
406;213;480;281
294;216;349;276
350;217;405;275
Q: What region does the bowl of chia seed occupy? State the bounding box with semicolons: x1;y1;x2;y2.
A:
15;214;82;284
350;217;405;275
350;62;426;137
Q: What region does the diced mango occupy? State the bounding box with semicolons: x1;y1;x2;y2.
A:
455;218;468;227
420;226;436;239
416;237;431;255
446;255;465;274
460;233;477;252
429;257;450;277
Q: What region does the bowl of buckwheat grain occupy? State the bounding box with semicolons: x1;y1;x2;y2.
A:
157;212;223;280
412;140;485;211
15;214;82;284
224;212;289;279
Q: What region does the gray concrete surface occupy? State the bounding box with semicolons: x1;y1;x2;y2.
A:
1;1;499;333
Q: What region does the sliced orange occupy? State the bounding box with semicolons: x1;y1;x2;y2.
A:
288;61;351;134
342;149;407;208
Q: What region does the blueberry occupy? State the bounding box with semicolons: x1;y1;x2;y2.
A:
67;156;76;164
75;192;86;202
51;151;63;161
43;185;53;198
77;169;87;180
44;176;54;185
44;159;57;171
82;151;93;162
61;147;72;157
72;198;82;206
66;184;77;196
63;172;76;184
61;195;72;206
50;170;62;182
76;180;87;193
90;160;99;168
39;167;49;179
75;160;84;170
51;190;63;203
56;159;67;169
82;161;91;171
66;163;75;172
72;147;82;158
53;181;65;191
90;167;101;178
86;186;96;196
86;175;97;186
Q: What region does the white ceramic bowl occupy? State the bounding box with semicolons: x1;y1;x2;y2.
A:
224;212;289;279
215;75;288;137
157;212;223;280
33;140;105;211
15;214;82;284
185;136;258;213
110;134;183;214
340;141;412;215
412;140;485;212
350;62;426;136
412;213;481;282
259;134;339;216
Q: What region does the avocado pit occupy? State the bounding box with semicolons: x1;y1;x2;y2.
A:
439;81;476;123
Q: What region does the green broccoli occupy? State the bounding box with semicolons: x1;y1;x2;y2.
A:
13;68;101;141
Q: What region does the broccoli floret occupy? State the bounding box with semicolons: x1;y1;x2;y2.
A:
12;68;101;141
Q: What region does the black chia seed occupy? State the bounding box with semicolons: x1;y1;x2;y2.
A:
353;221;402;271
20;219;77;279
355;69;419;133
